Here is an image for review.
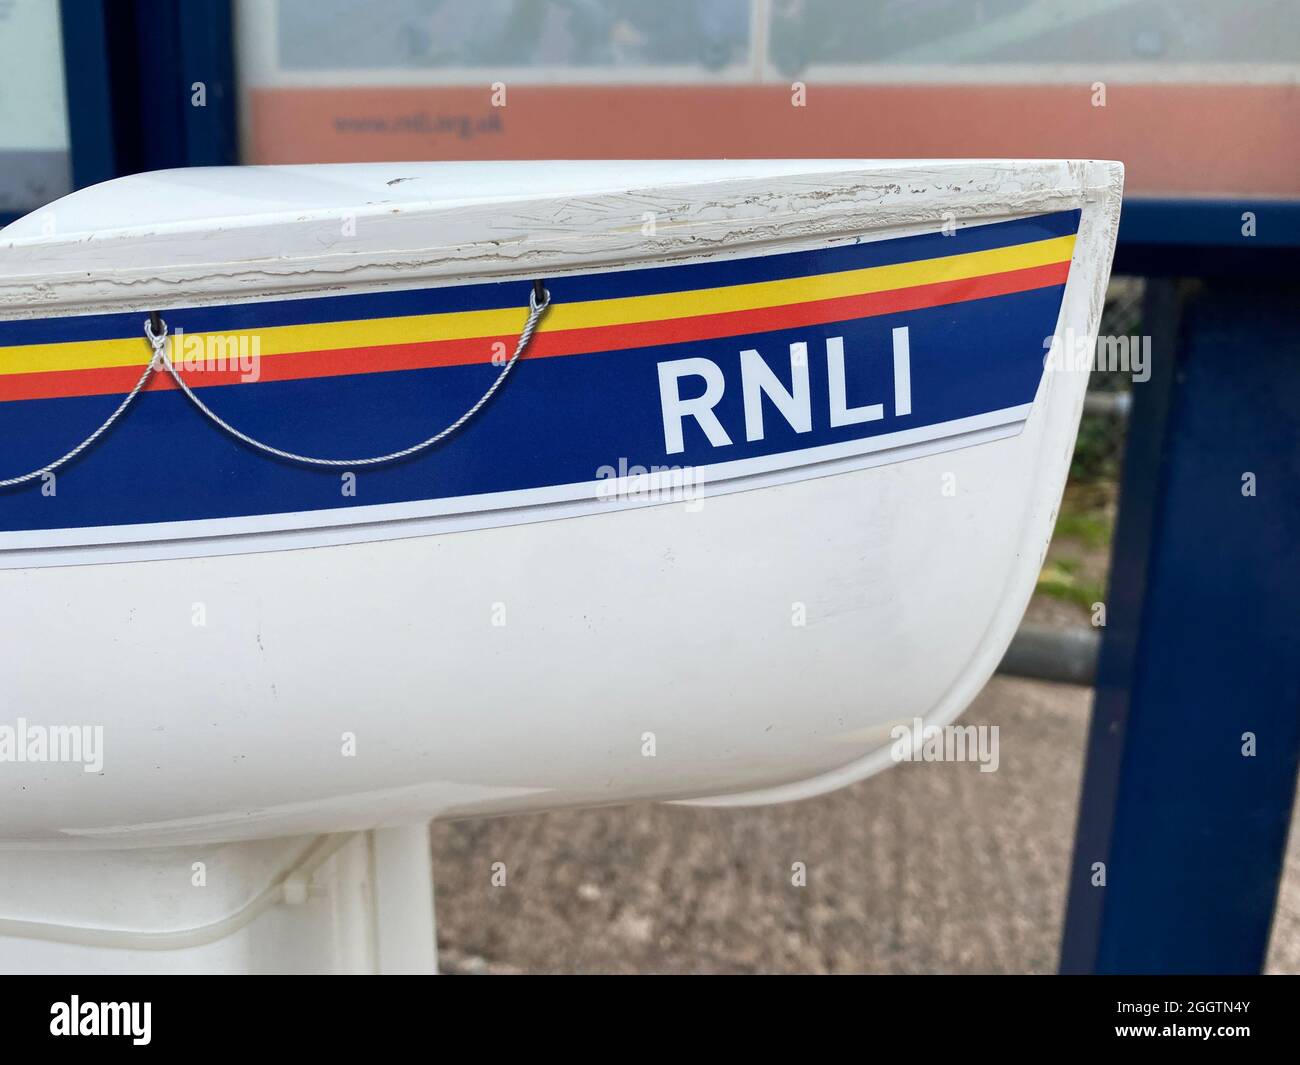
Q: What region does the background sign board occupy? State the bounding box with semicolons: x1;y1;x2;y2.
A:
236;0;1300;199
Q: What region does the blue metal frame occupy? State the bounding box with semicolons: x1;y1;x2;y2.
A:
1062;278;1300;973
60;0;119;190
4;0;237;229
175;0;240;167
125;0;239;171
1121;199;1300;248
1117;200;1300;276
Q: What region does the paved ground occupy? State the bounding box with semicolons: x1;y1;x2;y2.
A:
430;674;1299;974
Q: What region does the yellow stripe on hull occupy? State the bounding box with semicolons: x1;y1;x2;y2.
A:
0;234;1075;377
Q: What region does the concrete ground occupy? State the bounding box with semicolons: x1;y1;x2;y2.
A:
430;674;1300;974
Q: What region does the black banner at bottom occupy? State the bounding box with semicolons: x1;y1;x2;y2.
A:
0;974;1294;1051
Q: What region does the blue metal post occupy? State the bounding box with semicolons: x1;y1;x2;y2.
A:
59;0;118;191
131;0;238;171
58;0;237;194
1061;277;1300;973
175;0;239;167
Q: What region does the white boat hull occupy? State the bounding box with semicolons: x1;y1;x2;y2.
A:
0;159;1122;971
4;367;1082;842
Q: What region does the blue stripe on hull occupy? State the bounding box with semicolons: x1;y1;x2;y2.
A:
0;284;1064;535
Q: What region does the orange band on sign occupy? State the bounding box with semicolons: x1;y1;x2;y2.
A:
247;83;1300;198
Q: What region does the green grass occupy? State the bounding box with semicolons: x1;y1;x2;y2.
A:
1033;282;1136;609
1035;483;1116;609
1052;509;1112;550
1035;561;1107;611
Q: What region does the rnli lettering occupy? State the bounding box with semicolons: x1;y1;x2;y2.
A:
657;329;912;456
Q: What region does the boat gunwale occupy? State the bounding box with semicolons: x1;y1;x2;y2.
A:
0;160;1121;319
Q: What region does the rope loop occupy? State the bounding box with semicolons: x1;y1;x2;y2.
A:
1;284;551;488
